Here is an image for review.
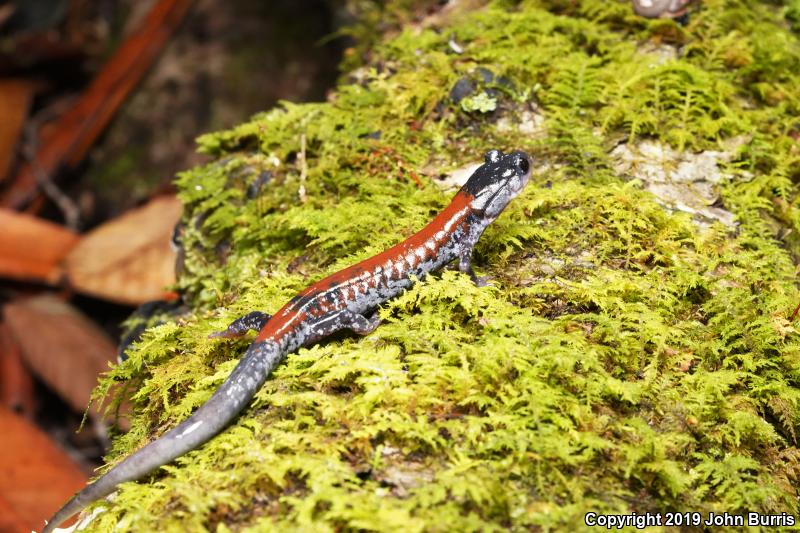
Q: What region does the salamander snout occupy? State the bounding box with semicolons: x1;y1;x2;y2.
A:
509;151;532;192
514;152;530;175
463;149;533;219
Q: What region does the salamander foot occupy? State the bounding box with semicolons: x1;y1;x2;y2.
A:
209;311;271;339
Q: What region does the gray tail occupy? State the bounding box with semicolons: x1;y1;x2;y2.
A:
41;340;280;533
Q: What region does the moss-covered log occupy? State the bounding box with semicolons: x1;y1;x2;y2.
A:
89;0;799;530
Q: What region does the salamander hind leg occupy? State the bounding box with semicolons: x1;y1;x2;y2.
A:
458;252;491;287
304;309;382;346
344;310;381;335
209;311;271;339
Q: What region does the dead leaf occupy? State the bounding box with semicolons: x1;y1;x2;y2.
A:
0;79;35;182
0;321;36;418
0;405;86;532
3;295;116;420
64;195;181;305
0;492;28;533
0;208;79;283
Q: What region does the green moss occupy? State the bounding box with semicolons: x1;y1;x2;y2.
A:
89;0;800;531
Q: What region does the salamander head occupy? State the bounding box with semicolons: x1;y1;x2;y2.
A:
462;149;532;220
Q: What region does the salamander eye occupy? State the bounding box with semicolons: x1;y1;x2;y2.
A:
516;155;530;174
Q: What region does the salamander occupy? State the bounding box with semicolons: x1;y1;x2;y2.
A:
42;149;532;532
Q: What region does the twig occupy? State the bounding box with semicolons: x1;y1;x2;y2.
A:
298;134;308;203
21;124;81;231
790;301;800;322
0;0;194;210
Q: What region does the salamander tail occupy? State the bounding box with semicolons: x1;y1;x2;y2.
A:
41;340;282;532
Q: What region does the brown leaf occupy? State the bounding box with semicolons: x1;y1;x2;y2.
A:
0;321;36;418
0;492;28;533
3;295;116;419
0;405;87;532
0;79;35;182
64;195;181;305
0;208;79;283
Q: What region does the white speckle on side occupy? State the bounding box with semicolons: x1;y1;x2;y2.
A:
415;248;426;259
443;208;467;232
405;252;416;267
176;420;204;440
435;230;446;241
502;168;513;177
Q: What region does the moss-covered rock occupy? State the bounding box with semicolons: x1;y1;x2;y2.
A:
91;0;800;530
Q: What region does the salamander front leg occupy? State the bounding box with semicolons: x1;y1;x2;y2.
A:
209;311;271;339
458;251;491;287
